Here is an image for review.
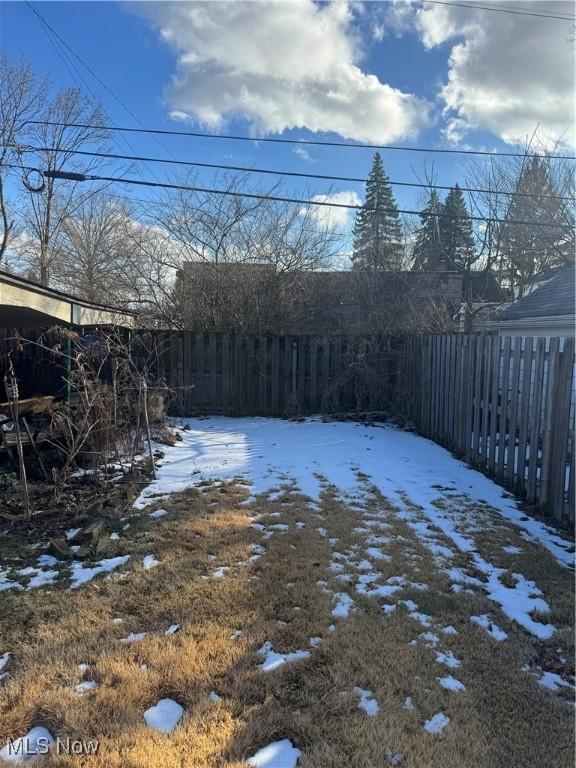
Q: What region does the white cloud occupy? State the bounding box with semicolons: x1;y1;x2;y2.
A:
307;190;361;231
292;145;313;162
137;0;430;143
415;1;576;147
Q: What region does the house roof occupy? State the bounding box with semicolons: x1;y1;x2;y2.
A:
492;263;575;323
0;270;136;328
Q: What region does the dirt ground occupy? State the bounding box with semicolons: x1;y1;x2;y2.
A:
0;471;574;768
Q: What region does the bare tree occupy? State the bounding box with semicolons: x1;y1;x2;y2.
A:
54;194;137;305
0;56;45;263
464;136;575;294
125;172;345;331
16;86;109;285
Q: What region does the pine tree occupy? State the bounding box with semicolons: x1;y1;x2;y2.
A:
352;153;403;270
501;157;569;294
439;184;476;273
412;190;444;271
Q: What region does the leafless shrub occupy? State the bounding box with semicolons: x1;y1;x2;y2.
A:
0;326;168;506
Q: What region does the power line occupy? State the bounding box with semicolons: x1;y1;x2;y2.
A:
422;0;575;21
24;1;166;184
15;143;574;202
24;1;179;170
36;167;575;229
27;121;576;162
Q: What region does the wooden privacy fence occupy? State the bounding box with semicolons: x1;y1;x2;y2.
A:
145;332;405;417
0;326;573;524
416;334;575;524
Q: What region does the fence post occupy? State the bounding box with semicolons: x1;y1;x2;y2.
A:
539;337;560;511
547;338;574;520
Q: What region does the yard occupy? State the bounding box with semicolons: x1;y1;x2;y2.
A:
0;417;574;767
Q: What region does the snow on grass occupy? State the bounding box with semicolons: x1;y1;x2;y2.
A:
142;554;159;570
0;726;54;763
331;592;355;618
470;614;508;641
134;419;571;567
0;653;10;672
503;545;522;554
419;632;441;648
75;680;97;694
441;625;458;635
209;566;230;579
435;650;461;669
353;687;380;716
403;696;415;711
409;611;433;628
143;698;184;733
424;712;450;734
257;641;310;672
209;690;222;703
247;739;301;768
437;675;465;692
475;565;552;639
69;555;130;589
537;671;576;693
134;417;570;639
150;508;168;519
18;566;59;590
37;555;58;567
165;624;181;636
364;546;391;561
0;568;21;592
120;632;146;644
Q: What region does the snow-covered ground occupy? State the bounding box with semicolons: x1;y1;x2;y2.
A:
136;417;573;569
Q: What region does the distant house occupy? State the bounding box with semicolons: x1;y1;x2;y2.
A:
486;263;575;341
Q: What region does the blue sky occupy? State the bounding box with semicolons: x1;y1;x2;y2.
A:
1;1;574;233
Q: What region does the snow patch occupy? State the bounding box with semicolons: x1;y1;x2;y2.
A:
424;712;450;734
437;675;465;692
0;727;54;763
353;686;379;716
144;698;184;733
69;556;130;588
247;739;301;768
470;614;508;642
257;641;310;672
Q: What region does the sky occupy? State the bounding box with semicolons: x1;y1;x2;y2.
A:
1;0;574;237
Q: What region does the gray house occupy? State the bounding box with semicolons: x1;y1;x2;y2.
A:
487;263;575;342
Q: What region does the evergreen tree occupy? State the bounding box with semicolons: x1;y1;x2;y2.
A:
352;153;403;270
412;190;444;271
501;157;570;294
439;184;476;273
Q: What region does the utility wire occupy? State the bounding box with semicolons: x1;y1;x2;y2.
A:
25;1;164;184
25;1;179;169
27;121;576;161
14;143;573;201
35;167;575;229
421;0;575;21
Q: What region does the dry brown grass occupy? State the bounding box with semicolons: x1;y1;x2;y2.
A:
0;480;573;768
